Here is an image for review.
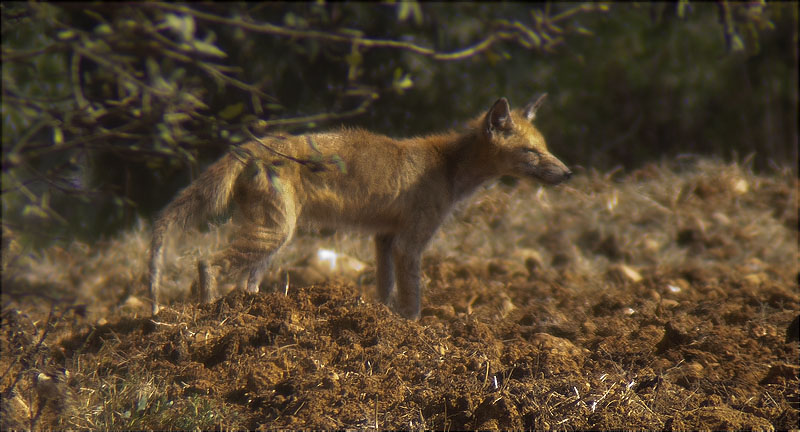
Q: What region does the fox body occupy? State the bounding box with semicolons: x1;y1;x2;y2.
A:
149;96;571;319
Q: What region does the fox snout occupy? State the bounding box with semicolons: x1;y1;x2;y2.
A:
532;153;572;185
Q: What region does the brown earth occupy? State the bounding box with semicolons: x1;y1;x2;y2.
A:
2;157;798;430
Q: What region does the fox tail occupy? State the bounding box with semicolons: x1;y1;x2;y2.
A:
148;153;245;314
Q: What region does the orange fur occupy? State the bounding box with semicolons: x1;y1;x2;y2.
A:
149;96;571;319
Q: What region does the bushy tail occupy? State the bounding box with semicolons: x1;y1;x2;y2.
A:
149;154;244;314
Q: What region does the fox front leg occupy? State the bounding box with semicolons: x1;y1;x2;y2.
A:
392;242;424;321
375;234;396;304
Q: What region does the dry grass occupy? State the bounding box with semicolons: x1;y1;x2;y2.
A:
1;156;797;430
4;156;794;314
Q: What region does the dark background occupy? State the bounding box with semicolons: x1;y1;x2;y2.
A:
2;2;797;247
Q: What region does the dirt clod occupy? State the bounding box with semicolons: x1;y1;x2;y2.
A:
2;158;797;430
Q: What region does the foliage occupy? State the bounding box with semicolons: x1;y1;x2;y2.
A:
1;1;795;247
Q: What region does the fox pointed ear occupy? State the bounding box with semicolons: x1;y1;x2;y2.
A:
523;93;547;122
486;97;513;136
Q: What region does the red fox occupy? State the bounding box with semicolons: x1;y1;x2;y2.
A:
149;95;571;319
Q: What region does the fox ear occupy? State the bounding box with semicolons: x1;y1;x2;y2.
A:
523;93;547;122
486;97;513;136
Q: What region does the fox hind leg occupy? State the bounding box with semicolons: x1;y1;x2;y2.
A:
195;259;217;304
219;221;294;294
203;186;297;297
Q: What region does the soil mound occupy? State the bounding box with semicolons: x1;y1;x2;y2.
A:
2;158;797;429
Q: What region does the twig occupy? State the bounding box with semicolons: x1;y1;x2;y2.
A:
258;94;376;128
0;43;66;62
148;3;510;61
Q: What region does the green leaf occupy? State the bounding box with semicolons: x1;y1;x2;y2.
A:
6;153;21;167
166;13;195;41
677;0;688;18
165;14;183;32
329;155;347;174
164;112;190;124
53;126;63;145
574;25;594;37
191;40;227;58
730;33;745;53
146;57;161;80
397;1;423;25
23;204;48;219
345;49;363;68
219;103;244;120
180;92;209;110
57;30;76;40
411;1;423;25
306;135;321;153
346;47;363;81
393;72;413;94
398;2;411;21
136;394;148;412
284;12;297;27
514;21;541;47
95;24;112;35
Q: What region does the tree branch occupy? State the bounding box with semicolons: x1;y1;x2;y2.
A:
148;3;512;61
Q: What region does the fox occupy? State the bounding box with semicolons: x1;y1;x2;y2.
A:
149;95;571;320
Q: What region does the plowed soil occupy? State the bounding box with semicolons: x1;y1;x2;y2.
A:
2;157;798;430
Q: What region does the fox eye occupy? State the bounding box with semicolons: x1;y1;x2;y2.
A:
524;148;540;154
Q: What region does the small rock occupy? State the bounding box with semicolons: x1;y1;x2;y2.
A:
513;248;544;272
305;248;368;281
422;304;456;320
711;211;731;225
499;291;516;318
673;406;774;432
322;371;339;389
687;362;704;374
760;362;799;385
487;259;526;277
660;299;679;309
669;278;689;291
743;273;766;285
608;264;642;283
732;178;749;195
643;237;661;253
666;284;682;293
649;290;661;302
676;362;705;386
122;295;144;310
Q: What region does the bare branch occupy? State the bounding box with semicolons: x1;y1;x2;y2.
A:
0;43;66;62
148;3;510;61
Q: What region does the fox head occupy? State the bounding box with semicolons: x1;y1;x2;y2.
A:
482;95;572;185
